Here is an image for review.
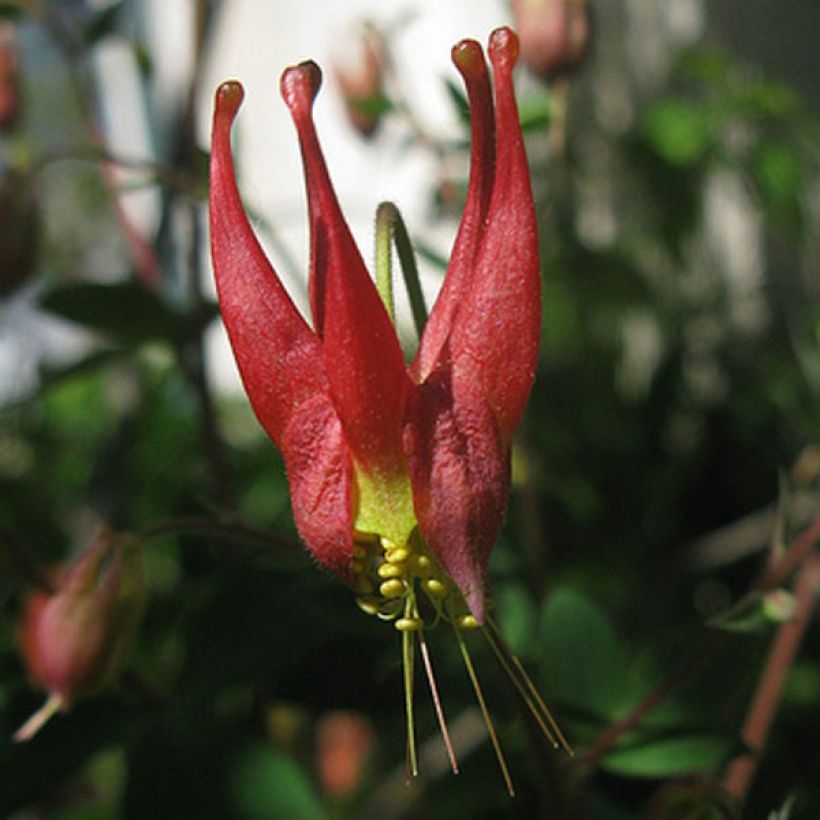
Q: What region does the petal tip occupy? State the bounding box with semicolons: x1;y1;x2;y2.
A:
281;60;322;116
215;80;244;121
488;26;520;69
451;38;484;79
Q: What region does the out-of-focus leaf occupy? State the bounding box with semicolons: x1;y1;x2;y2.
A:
39;281;216;346
0;169;39;298
495;581;538;658
518;91;552;132
230;743;326;820
678;48;732;84
730;80;798;120
414;241;449;272
643;99;713;167
752;141;804;227
349;93;393;118
83;2;124;46
132;41;153;78
539;586;628;719
0;4;23;19
32;349;125;398
708;589;797;633
601;733;734;778
443;77;469;125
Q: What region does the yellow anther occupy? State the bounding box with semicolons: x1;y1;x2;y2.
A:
394;617;424;632
457;614;479;629
378;562;405;579
380;536;398;551
351;558;365;575
386;547;409;564
408;555;431;576
356;597;380;616
379;579;405;599
423;578;448;599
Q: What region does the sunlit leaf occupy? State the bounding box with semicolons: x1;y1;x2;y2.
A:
601;733;734;778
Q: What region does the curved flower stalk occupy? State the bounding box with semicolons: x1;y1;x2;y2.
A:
210;27;569;785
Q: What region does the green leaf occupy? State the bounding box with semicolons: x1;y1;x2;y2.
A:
0;4;23;19
443;77;470;125
39;281;216;346
230;744;327;820
752;141;804;227
349;93;394;118
83;2;124;46
643;99;713;167
518;91;552;132
495;581;538;658
539;586;629;719
601;733;734;778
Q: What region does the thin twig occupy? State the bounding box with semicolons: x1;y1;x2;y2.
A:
581;515;820;766
722;553;820;805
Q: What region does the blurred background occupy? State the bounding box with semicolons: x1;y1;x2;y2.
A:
1;0;819;818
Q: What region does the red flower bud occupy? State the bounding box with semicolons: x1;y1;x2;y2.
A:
0;22;22;132
333;23;387;138
15;529;145;741
510;0;591;83
316;711;374;797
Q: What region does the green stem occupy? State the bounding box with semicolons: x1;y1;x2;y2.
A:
403;623;418;778
374;202;428;339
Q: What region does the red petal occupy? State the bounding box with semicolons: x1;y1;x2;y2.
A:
210;82;352;575
209;81;327;447
281;394;354;580
404;368;509;623
412;39;495;383
281;64;410;480
448;28;541;446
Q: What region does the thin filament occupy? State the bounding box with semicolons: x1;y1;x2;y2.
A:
452;621;515;796
402;610;419;778
484;616;573;756
418;630;460;774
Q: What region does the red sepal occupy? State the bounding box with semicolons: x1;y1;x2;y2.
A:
404;368;509;623
282;63;411;481
412;39;495;383
209;81;353;577
448;28;541;446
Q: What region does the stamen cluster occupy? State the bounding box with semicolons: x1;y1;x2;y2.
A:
352;532;479;632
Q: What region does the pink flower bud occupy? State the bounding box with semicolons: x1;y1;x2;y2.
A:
15;529;145;741
316;711;374;798
332;23;387;138
0;22;22;132
510;0;591;83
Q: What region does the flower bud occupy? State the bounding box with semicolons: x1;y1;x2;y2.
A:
510;0;591;83
332;23;387;138
316;711;374;798
0;22;21;132
15;529;145;741
0;168;39;299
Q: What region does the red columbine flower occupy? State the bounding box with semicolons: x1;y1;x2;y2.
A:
211;27;564;783
210;26;538;623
